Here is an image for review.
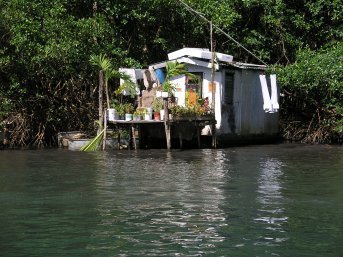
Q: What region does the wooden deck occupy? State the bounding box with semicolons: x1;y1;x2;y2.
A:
108;118;216;150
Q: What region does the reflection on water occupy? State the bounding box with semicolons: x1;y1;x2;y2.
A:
254;158;288;248
257;158;284;205
92;150;228;256
0;144;343;256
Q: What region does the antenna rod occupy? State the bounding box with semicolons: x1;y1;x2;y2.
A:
178;0;267;65
210;21;215;113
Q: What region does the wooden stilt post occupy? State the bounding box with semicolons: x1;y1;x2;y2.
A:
117;126;121;150
98;70;104;134
102;111;107;150
163;98;171;150
212;123;217;149
138;124;143;149
196;122;201;148
210;21;217;149
179;129;183;149
132;125;137;150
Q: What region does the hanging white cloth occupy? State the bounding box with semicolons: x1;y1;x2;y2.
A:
142;69;151;89
259;74;272;112
270;74;279;111
259;74;279;113
142;69;158;89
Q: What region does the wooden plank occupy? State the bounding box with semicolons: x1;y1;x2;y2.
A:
179;130;183;149
102;111;107;150
196;122;201;148
117;126;121;150
132;125;137;150
163;98;171;150
211;123;217;149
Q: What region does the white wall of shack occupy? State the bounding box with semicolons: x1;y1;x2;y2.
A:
220;68;279;136
170;66;223;131
167;64;278;136
170;75;186;106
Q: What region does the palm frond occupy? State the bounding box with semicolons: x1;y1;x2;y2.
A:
80;129;105;151
90;53;112;71
166;61;188;79
114;71;138;98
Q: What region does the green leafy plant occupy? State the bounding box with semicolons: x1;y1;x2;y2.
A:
133;107;146;120
110;100;125;116
90;53;113;109
160;61;199;95
134;107;147;116
114;72;138;98
122;102;134;114
272;42;343;143
152;97;163;111
170;101;213;120
90;54;138;108
170;105;188;119
80;129;105;151
80;121;104;151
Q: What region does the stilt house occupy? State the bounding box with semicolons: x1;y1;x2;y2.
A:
121;48;280;146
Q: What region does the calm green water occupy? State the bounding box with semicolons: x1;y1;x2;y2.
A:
0;144;343;256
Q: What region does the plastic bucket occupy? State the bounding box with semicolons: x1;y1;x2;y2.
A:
155;69;165;84
107;108;118;121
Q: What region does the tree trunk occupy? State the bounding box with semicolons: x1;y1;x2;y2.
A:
99;70;104;134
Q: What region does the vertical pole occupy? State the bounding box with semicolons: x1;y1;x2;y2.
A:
210;21;217;149
196;122;201;149
163;98;171;150
210;21;215;109
99;70;104;134
116;125;121;150
132;125;137;150
128;125;133;150
212;123;217;149
102;110;107;150
178;128;183;149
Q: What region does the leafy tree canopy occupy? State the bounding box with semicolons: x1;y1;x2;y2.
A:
0;0;341;146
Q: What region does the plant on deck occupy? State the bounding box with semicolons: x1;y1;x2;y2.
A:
170;100;213;120
159;61;198;95
152;97;164;112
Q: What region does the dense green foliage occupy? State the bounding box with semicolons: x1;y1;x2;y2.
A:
0;0;342;146
272;42;343;143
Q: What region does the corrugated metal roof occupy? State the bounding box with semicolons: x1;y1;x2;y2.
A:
149;59;266;71
224;62;267;70
148;48;266;71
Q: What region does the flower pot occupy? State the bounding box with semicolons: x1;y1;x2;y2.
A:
144;113;152;120
161;91;169;98
107;108;119;121
156;91;169;98
133;115;141;121
125;113;133;121
160;109;165;120
154;111;161;121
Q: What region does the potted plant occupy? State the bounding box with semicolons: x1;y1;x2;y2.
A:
152;97;163;121
170;105;188;120
144;107;152;120
109;101;121;120
110;101;124;120
133;107;146;121
156;61;198;98
122;102;134;121
132;110;141;121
